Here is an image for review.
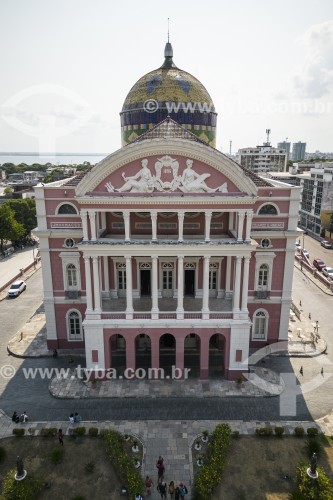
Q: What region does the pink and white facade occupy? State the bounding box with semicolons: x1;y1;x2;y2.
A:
34;122;300;380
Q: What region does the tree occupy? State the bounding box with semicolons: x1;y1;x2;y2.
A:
0;204;25;252
5;199;37;236
3;186;13;197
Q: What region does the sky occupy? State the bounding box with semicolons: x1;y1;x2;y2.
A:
0;0;332;155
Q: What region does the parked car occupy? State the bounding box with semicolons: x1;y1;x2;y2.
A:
322;267;333;279
302;249;310;259
295;242;302;250
7;280;26;297
313;258;326;271
321;240;332;249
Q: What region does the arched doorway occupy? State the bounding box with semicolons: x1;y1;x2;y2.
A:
159;333;176;376
135;334;151;369
110;334;126;376
209;333;225;378
184;333;200;377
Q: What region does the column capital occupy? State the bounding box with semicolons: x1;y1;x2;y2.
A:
80;210;88;219
84;256;91;264
88;209;96;216
150;210;157;218
238;211;246;219
123;210;130;219
151;255;158;261
205;211;213;218
125;255;132;261
92;255;99;262
178;211;185;219
246;210;254;219
204;255;211;261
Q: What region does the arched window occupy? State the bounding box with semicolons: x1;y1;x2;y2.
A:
252;310;268;340
258;264;269;287
258;204;278;215
66;264;77;288
58;204;78;215
67;310;82;340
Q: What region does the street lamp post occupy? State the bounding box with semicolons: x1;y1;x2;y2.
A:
32;245;36;269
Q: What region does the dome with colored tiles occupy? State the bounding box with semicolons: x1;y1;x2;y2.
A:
120;42;217;147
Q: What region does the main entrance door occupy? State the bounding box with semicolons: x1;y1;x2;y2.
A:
140;270;151;296
184;270;195;296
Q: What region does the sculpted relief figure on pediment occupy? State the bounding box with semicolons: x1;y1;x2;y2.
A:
104;156;228;194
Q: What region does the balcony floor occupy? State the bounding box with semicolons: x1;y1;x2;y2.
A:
102;296;233;312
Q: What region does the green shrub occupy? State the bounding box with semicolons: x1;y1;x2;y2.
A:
50;447;64;464
232;431;240;438
192;423;232;500
0;469;43;499
102;429;144;498
88;427;99;437
0;446;6;462
40;427;57;437
294;427;305;437
305;438;322;458
306;427;319;437
255;427;273;436
289;462;333;499
274;426;285;436
73;427;86;436
12;428;25;437
84;461;95;474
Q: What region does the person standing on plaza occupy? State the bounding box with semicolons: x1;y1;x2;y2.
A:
156;456;165;480
145;475;153;496
157;481;167;500
168;480;175;499
57;428;64;446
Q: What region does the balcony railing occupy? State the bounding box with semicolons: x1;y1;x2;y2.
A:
101;311;233;321
255;290;270;299
65;290;81;299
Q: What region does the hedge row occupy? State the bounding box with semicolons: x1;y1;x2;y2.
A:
192;424;232;500
101;429;144;497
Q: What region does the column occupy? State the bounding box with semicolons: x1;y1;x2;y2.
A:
151;211;157;241
125;256;133;318
175;337;185;378
176;255;184;318
88;210;97;241
202;255;210;318
178;211;185;242
150;337;160;379
204;211;212;242
228;212;234;232
151;255;159;319
92;256;101;313
123;211;130;242
225;256;232;297
103;256;110;296
81;211;89;241
241;256;250;312
233;255;242;312
84;256;93;312
200;337;210;380
101;211;106;232
237;211;245;242
245;211;253;242
125;336;136;378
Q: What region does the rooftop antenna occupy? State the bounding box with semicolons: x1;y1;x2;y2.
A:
229;140;232;156
266;128;271;145
168;17;170;43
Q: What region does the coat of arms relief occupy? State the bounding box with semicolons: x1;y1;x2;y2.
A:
105;155;228;194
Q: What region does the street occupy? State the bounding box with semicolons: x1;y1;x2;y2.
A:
0;260;332;422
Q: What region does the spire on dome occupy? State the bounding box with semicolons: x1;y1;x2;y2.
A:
161;18;174;68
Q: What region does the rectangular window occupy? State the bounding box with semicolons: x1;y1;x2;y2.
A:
209;271;217;289
118;270;127;290
163;270;173;289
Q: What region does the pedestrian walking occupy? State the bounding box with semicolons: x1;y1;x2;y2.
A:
69;413;74;424
134;494;143;500
156;456;165;480
57;428;64;446
309;313;311;320
174;487;180;500
300;366;303;376
12;411;19;423
321;367;324;375
178;483;188;499
299;299;302;307
168;480;175;499
157;481;167;500
145;475;153;496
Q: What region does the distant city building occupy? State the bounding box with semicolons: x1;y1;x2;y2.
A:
277;141;291;161
298;163;333;237
238;142;287;174
291;142;306;161
305;151;333;160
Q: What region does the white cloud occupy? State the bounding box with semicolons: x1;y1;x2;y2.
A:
293;20;333;98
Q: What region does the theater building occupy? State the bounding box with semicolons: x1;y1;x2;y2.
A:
34;43;299;380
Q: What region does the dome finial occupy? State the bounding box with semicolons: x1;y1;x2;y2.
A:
163;19;174;67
